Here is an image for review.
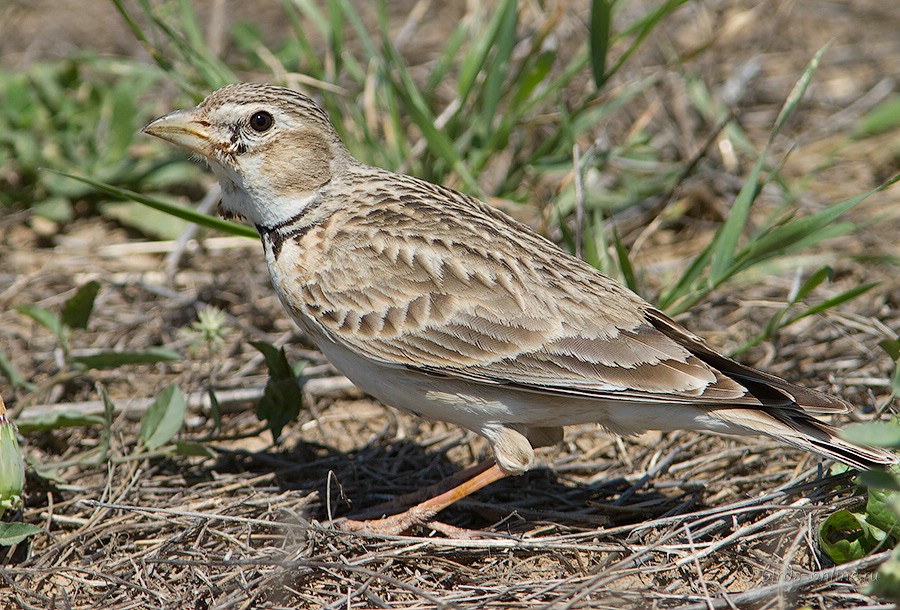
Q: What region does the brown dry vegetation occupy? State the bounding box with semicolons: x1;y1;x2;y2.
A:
1;0;900;608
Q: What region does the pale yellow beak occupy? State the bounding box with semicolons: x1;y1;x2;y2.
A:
142;108;212;155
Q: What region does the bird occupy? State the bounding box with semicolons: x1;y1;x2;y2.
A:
143;83;896;535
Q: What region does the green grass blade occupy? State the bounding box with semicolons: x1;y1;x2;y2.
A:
606;0;689;81
340;0;380;61
425;25;468;95
783;282;879;327
613;228;639;294
657;247;713;312
707;151;766;284
71;348;181;371
737;174;898;267
773;43;829;136
707;47;828;285
326;0;344;77
61;281;101;330
589;0;612;89
457;0;516;103
109;0;175;74
51;171;258;239
286;0;329;37
792;266;833;302
477;0;518;134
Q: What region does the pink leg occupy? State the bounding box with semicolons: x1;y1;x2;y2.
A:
338;462;509;535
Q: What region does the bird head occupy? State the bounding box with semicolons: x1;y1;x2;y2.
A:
143;83;350;229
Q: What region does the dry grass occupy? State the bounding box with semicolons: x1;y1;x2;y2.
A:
2;0;900;608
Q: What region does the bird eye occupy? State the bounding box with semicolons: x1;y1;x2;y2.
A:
249;111;274;132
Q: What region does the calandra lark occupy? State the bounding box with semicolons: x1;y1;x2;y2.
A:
144;83;894;534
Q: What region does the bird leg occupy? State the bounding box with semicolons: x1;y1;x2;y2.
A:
344;458;497;520
337;461;509;535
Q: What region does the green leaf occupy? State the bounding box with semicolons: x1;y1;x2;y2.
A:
16;305;66;346
604;0;688;84
70;348;180;370
104;84;140;162
17;411;105;434
250;342;305;441
854;97;900;138
612;229;638;294
0;350;34;391
511;51;555;109
893;362;900;398
866;486;900;537
207;388;221;432
588;0;612;89
870;546;900;602
857;468;900;492
842;422;900;450
818;509;886;564
708;151;767;285
880;339;900;361
97;384;114;464
31;197;74;223
61;281;100;330
773;44;829;135
140;385;187;450
174;440;216;458
250;341;295;380
0;522;43;546
784;282;878;327
793;266;832;302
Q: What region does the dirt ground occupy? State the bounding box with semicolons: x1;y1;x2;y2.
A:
1;0;899;608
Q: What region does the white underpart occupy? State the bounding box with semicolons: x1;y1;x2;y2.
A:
307;325;759;441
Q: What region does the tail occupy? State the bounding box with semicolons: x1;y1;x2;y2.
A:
712;406;897;470
647;309;897;470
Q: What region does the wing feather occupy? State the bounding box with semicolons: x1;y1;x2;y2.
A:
281;173;831;411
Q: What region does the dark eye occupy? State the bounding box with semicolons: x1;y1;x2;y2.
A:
249;111;274;132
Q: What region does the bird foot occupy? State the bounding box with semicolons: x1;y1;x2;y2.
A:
336;506;437;536
333;462;510;536
335;513;491;538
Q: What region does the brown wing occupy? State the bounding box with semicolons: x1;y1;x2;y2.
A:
283;173;828;409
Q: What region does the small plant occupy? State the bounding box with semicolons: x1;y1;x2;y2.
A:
6;281;180;408
3;279;239;465
815;415;900;600
251;342;307;442
733;266;879;356
177;305;232;433
0;397;25;516
0;59;199;238
0;396;42;546
179;306;230;356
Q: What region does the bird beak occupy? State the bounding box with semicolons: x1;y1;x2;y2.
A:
142;108;212;156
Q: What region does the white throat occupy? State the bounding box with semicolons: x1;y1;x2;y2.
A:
211;162;320;229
